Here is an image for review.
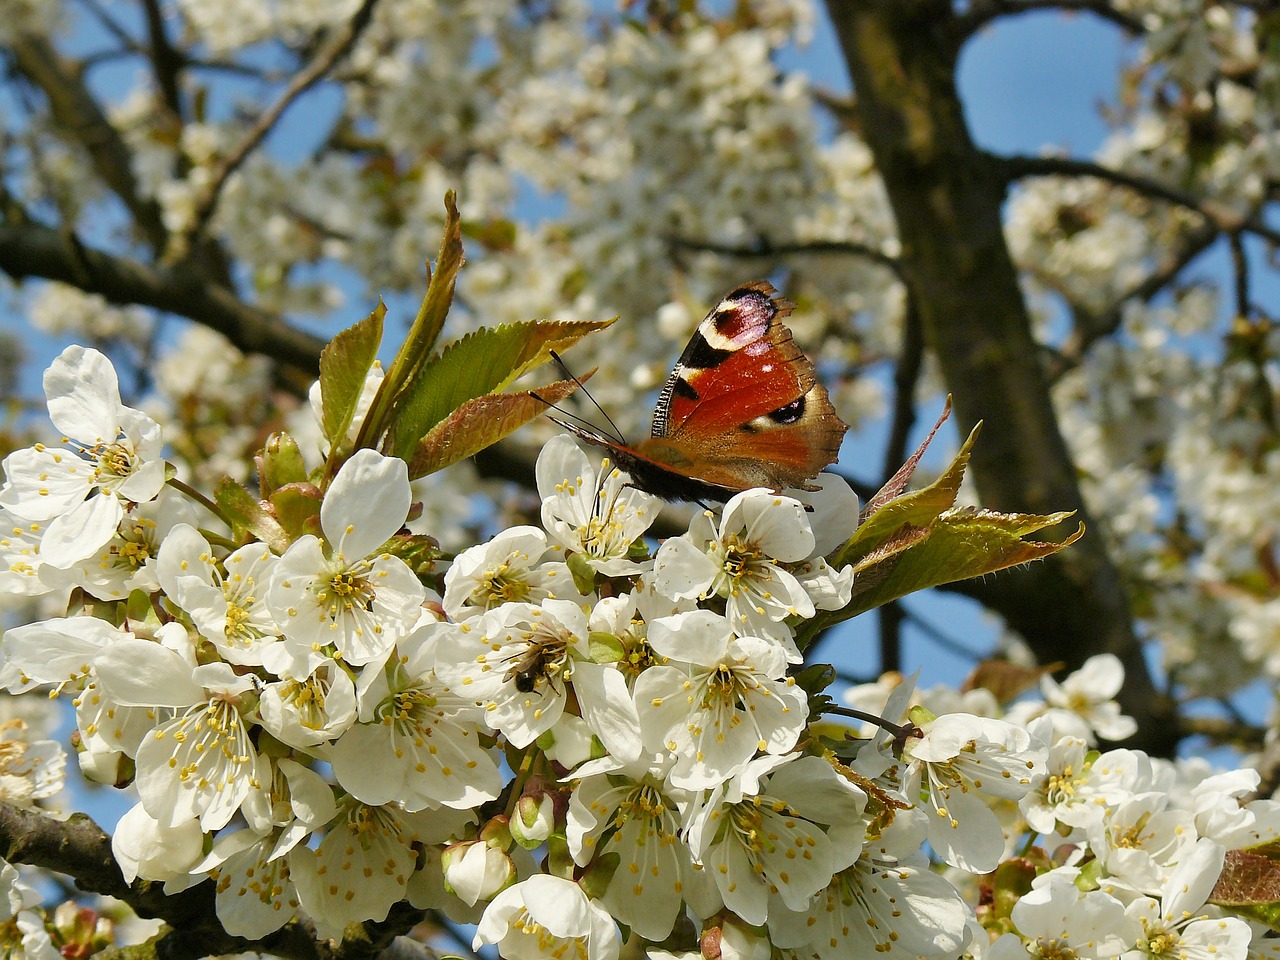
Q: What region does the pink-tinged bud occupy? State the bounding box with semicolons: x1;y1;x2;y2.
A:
441;840;516;907
718;920;769;960
511;792;557;848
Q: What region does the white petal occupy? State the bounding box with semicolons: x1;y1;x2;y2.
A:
95;639;204;707
572;661;642;762
43;346;123;442
322;449;411;560
39;495;122;568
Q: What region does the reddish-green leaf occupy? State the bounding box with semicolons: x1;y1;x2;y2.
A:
848;509;1082;617
1211;849;1280;931
389;321;610;462
406;376;583;479
354;192;464;456
834;420;979;570
862;397;953;518
318;300;385;455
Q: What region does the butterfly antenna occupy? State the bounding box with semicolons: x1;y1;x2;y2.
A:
549;350;628;444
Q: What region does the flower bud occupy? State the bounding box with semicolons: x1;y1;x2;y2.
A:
511;792;557;848
717;919;770;960
442;840;516;907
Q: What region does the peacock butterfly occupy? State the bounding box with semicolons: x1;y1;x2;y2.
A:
549;281;848;502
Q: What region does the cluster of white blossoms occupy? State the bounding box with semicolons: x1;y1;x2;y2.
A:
0;344;1272;960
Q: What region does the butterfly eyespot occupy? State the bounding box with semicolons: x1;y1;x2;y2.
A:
768;397;806;425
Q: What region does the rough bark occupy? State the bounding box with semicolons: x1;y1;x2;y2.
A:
823;0;1176;754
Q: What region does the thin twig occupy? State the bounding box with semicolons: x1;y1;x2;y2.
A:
953;0;1146;40
880;297;924;483
167;0;382;262
1046;221;1219;381
1228;230;1251;320
75;0;142;52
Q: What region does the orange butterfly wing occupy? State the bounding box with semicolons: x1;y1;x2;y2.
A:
634;281;847;494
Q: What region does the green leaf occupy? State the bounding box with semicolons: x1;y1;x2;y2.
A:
405;375;585;479
318;300;385;455
839;509;1084;621
388;320;611;461
215;478;290;554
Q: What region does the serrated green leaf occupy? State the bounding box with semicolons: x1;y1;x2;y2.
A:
215;478;290;554
388;320;611;460
405;375;584;479
318;300;385;453
799;510;1082;644
833;420;978;570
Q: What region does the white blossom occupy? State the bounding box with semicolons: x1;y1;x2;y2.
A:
473;875;621;960
634;610;808;789
267;449;425;667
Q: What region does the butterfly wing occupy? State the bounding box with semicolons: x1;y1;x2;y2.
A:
638;282;847;493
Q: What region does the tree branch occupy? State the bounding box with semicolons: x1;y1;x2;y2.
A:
0;214;325;388
8;33;168;250
997;153;1280;247
665;234;903;277
167;0;382;262
953;0;1145;40
0;802;446;960
140;0;186;122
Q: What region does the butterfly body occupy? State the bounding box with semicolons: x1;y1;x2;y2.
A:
553;281;848;502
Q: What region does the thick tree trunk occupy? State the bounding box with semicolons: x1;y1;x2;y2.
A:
824;0;1176;754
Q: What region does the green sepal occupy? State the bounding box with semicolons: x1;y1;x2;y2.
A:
567;551;598;598
214;477;290;554
579;852;621;901
379;534;441;577
269;482;323;542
